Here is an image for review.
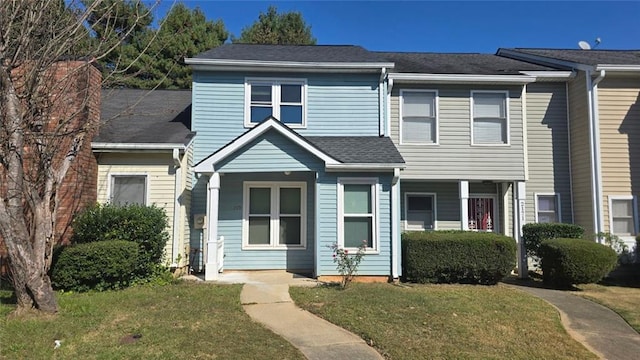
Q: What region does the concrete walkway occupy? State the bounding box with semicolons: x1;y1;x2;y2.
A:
218;271;383;360
508;283;640;360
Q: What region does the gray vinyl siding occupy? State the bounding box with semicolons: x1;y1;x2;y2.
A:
390;85;526;181
525;82;573;224
568;72;594;235
192;71;381;164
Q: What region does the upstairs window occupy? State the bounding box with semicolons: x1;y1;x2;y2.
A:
471;91;509;145
245;78;306;127
401;90;438;144
609;196;637;237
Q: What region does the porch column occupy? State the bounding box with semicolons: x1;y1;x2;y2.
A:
513;181;527;278
205;172;220;281
459;181;469;230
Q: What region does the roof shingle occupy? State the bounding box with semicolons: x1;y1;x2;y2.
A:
505;48;640;66
306;136;404;164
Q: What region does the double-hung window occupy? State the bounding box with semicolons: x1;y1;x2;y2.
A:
110;174;147;206
609;196;638;238
536;194;560;223
245;78;306;127
401;90;437;144
471;91;509;145
338;178;378;252
243;182;306;249
405;193;436;230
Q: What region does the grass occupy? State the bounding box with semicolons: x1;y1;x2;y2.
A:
290;283;597;360
0;282;303;359
576;283;640;333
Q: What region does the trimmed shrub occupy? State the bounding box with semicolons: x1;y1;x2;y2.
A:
72;203;169;275
522;223;584;257
51;240;139;292
539;238;617;287
402;231;517;285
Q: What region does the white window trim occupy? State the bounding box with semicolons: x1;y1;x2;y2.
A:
244;77;308;129
470;90;511;146
337;178;380;254
608;195;638;239
107;173;149;205
399;89;439;145
468;194;499;232
534;193;562;223
242;181;307;250
403;192;437;231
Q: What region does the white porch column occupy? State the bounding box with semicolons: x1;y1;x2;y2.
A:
391;169;400;279
459;181;469;230
513;181;527;278
205;172;221;281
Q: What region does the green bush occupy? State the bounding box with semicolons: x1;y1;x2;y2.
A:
72;203;169;275
522;223;584;257
539;238;617;287
402;231;517;285
51;241;139;292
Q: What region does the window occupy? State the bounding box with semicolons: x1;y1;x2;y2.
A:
338;178;378;252
609;196;637;236
243;182;306;249
405;193;436;230
536;194;560;223
401;90;437;144
245;78;306;127
471;91;509;145
110;175;146;206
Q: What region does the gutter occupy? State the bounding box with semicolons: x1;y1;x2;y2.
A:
586;70;606;239
92;142;187;151
170;148;182;268
388;73;536;84
325;163;406;171
596;65;640;72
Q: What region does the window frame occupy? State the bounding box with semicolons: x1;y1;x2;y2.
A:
244;77;307;128
337;178;380;254
535;193;561;223
108;173;149;206
608;195;638;238
470;90;510;146
404;192;437;231
242;181;307;250
399;89;439;145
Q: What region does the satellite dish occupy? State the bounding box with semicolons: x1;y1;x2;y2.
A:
578;41;591;50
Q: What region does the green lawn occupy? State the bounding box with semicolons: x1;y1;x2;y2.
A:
0;282;303;359
290;283;597;360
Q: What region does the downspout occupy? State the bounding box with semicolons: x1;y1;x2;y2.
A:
386;78;394;139
170;148;182;268
379;67;387;136
391;168;400;279
586;70;606;239
566;82;575;223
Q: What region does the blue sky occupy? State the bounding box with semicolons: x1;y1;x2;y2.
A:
152;1;640;53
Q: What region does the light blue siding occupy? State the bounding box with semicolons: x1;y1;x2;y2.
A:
316;172;393;276
192;72;381;163
216;130;324;173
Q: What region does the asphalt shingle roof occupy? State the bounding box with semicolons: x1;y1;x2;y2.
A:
376;52;556;74
306;136;404;164
97;89;194;145
505;48;640;66
194;44;392;63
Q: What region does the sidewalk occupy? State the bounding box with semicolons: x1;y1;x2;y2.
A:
219;271;383;360
507;282;640;360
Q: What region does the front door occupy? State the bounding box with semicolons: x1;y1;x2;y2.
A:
468;196;497;232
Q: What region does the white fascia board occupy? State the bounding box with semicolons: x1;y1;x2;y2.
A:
388;73;536;84
325;163;406;172
193;118;340;173
519;70;576;80
596;64;640;72
92;142;185;151
497;49;594;71
185;58;395;73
